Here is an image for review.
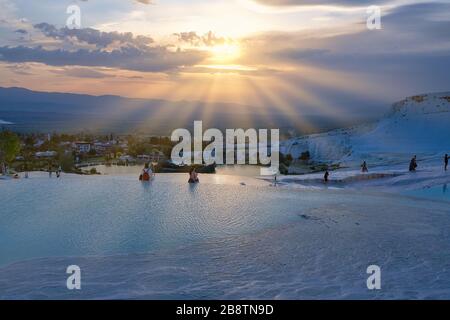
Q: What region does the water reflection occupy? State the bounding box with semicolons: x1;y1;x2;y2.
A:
404;184;450;202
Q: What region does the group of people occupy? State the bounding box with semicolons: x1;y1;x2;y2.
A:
323;160;368;183
323;154;449;183
410;154;449;172
139;163;200;184
48;164;62;178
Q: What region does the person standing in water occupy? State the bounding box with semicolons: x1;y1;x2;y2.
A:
189;167;199;183
361;161;369;173
23;163;29;178
324;170;330;183
48;162;53;178
140;163;153;182
409;155;418;172
445;154;449;171
56;165;62;178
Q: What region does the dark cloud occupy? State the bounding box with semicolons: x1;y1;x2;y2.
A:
0;23;206;73
34;23;154;49
243;1;450;116
272;2;450;60
0;45;205;73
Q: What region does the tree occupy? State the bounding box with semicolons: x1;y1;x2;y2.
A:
0;131;21;171
61;154;75;172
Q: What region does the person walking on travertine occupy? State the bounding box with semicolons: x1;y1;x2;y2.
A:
361;161;369;173
324;170;330;183
409;155;418;172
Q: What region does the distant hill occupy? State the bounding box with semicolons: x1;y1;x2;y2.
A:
0;87;364;135
281;92;450;164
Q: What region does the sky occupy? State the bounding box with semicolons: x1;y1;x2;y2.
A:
1;0;450;125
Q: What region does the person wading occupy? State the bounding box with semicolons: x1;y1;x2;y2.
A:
361;161;369;173
188;167;199;184
140;163;153;182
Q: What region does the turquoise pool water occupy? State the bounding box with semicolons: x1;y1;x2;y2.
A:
2;173;446;268
403;184;450;202
0;173;308;266
2;173;450;299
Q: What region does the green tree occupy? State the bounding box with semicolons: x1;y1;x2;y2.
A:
60;153;75;172
0;131;21;169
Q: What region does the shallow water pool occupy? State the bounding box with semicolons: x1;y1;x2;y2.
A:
0;173;299;266
403;184;450;202
0;172;436;267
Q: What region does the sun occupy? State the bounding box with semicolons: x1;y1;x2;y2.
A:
208;43;241;63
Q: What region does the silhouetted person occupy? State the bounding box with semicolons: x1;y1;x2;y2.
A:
361;161;368;173
445;154;449;171
23;163;29;179
324;170;330;183
409;156;418;172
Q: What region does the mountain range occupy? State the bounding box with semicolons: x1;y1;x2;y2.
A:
0;87;363;135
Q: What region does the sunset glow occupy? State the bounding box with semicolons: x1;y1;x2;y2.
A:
0;0;448;126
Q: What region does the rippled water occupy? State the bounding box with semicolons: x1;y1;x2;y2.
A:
0;173;289;266
85;164;263;176
0;173;398;267
4;173;450;299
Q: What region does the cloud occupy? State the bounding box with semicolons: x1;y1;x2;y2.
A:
254;2;450;63
34;23;154;49
4;63;34;75
253;0;388;7
232;1;450;115
173;31;228;47
80;0;154;4
135;0;154;4
0;44;205;72
0;23;207;73
276;48;330;60
50;67;116;79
